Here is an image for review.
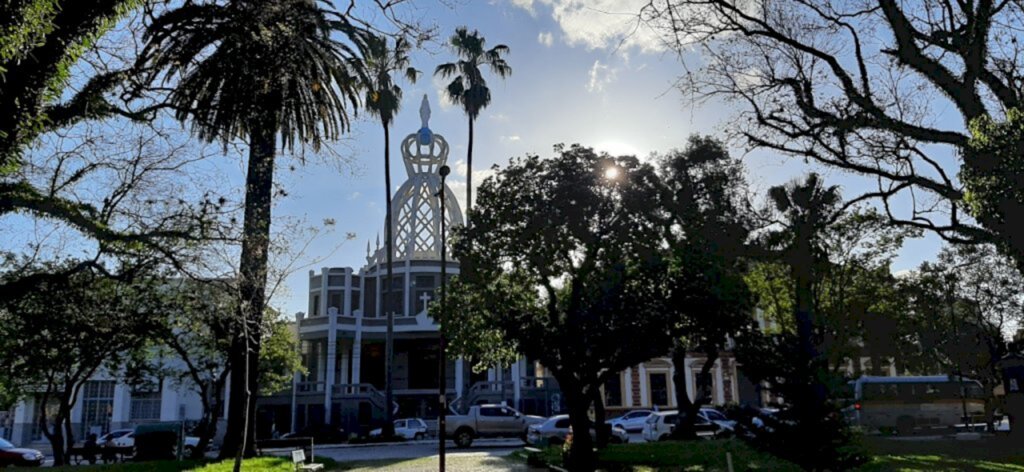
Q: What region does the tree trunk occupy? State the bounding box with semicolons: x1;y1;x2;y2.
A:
556;374;596;472
465;117;474;222
220;123;276;460
383;121;396;438
591;388;608;448
672;345;717;440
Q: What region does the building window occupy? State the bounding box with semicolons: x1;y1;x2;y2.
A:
604;375;622;407
311;294;320;316
328;291;343;312
696;371;713;401
81;381;115;436
130;391;162;421
649;373;669;407
350;292;361;313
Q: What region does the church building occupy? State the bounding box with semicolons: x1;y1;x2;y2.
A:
261;97;753;437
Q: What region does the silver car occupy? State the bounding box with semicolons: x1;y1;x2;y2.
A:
526;414;628;446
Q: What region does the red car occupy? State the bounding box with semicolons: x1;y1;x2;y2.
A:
0;438;44;467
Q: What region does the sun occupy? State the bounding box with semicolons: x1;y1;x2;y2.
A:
604;166;621;180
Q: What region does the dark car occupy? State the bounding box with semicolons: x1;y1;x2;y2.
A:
282;424;346;444
0;438;44;468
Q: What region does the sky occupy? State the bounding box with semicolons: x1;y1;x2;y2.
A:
213;0;944;316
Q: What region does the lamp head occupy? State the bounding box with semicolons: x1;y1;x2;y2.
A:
439;165;451;178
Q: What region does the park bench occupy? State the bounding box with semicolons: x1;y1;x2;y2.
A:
69;445;133;465
291;448;323;471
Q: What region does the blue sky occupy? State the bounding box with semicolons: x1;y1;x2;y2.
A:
235;0;942;315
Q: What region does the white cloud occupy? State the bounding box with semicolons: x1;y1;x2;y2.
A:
537;31;554;47
347;191;361;201
509;0;536;15
512;0;666;53
501;135;522;142
587;59;618;93
432;74;457;111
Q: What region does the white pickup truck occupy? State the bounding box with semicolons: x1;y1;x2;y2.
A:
445;404;546;447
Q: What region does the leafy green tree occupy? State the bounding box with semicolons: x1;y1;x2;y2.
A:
449;145;679;471
744;173;870;471
0;266;164;465
141;0;364;458
0;0;146;170
900;244;1023;426
258;318;304;396
656;136;755;439
0;1;221;303
360;32;418;438
434;27;510;218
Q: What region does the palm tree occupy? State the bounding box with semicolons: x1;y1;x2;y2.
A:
434;27;511;222
142;0;364;460
360;32;418;438
767;173;842;361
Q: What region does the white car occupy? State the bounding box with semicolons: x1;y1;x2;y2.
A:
608;410;653;433
110;432;202;455
526;415;628;446
641;409;726;441
98;429;134;445
369;418;429;440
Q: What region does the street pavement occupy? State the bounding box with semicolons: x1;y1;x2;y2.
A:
263;438;524;463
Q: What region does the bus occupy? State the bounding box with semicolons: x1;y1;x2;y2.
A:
846;375;986;434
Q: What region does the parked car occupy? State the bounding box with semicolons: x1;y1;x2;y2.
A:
282;424;347;444
445;404;546;447
98;429;134;444
109;431;203;455
700;407;737;434
0;438;44;468
608;410;653;433
526;415;628;446
641;410;726;441
369;418;429;440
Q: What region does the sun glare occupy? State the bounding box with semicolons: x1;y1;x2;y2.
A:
604;166;621;180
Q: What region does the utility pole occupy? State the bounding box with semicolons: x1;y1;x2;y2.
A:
437;164;450;472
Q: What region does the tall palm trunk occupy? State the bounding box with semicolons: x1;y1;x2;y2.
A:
221;123;277;460
465;117;474;222
383;121;396;437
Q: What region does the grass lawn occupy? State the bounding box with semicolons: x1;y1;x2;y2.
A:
515;437;1024;471
514;440;802;472
857;436;1024;471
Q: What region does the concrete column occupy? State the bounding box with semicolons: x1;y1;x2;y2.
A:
623;368;633;407
12;399;30;444
455;359;465;397
223;373;231;419
325;269;339;415
669;365;677;408
159;379;177;421
715;361;725;405
638;364;648;408
684;361;694;402
403;262;411;317
111;384;130;426
512;359;522;408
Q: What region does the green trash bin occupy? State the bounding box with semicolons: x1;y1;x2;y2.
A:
133;422;184;461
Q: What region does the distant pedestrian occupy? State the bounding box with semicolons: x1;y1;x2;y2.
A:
83;433;98;465
101;434;118;463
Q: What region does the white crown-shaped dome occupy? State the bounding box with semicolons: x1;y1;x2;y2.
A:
369;95;463;264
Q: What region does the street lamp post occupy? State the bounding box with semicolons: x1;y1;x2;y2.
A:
437;164;450;472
